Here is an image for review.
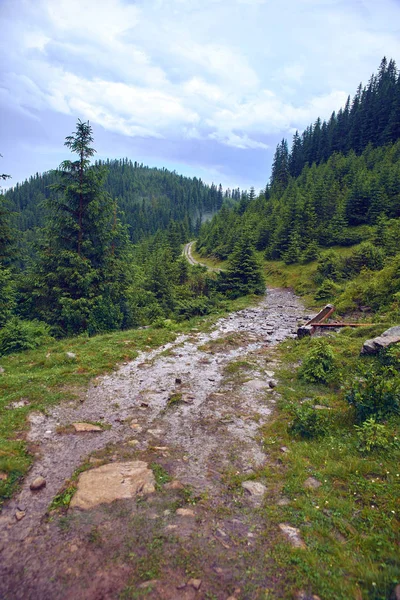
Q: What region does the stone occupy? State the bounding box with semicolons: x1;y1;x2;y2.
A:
164;480;184;490
15;510;26;521
278;523;306;549
138;580;158;589
242;481;267;497
268;380;277;388
130;424;143;432
294;592;321;600
188;578;202;591
0;366;5;374
304;477;322;490
176;508;195;517
69;544;79;553
70;461;155;510
127;439;139;446
361;326;400;355
175;377;182;384
391;584;400;600
277;497;291;506
66;352;76;359
0;472;7;481
280;446;289;453
30;476;46;491
72;422;103;432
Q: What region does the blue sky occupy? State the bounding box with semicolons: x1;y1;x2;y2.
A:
1;0;400;192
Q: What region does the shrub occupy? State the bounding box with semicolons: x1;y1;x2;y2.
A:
288;402;328;439
298;339;337;384
355;418;391;452
314;279;342;301
315;251;344;282
346;367;400;423
0;318;53;356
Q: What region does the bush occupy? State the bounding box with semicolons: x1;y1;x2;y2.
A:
355;418;391;452
288;402;329;439
314;279;342;301
315;251;344;282
298;339;337;384
0;318;53;356
346;367;400;423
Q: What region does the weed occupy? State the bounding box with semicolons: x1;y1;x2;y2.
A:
298;339;337;384
166;392;183;407
150;463;171;490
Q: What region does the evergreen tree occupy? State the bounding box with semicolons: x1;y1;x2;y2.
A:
26;120;130;335
218;234;265;298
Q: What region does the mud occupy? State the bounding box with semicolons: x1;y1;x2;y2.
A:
0;288;306;600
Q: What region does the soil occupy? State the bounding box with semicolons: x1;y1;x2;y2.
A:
0;288;307;600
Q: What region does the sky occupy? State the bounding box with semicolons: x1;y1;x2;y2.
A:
1;0;400;193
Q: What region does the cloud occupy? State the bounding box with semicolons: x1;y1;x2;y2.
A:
1;0;400;187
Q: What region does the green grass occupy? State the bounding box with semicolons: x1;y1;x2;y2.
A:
260;327;400;600
0;292;263;509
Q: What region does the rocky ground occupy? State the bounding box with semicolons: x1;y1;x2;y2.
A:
0;288;310;600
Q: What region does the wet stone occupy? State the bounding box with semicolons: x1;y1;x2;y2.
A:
278;523;306;549
30;476;46;491
242;481;267;497
72;422;103;432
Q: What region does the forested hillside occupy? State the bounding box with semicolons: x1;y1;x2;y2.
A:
4;160;240;244
198;57;400;316
0;120;262;344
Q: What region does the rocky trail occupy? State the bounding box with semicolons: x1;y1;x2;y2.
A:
0;288;308;600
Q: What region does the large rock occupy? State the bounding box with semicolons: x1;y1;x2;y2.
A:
70;461;155;510
361;326;400;355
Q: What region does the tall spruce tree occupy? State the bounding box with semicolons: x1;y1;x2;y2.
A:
27;120;130;335
218;233;265;298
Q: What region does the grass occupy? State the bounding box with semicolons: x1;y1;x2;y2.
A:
0;292;263;509
259;327;400;600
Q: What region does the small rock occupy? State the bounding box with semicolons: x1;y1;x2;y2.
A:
277;497;291;506
313;405;331;410
127;439;140;446
66;352;76;359
165;480;184;490
304;477;321;490
165;524;178;531
175;377;182;384
294;591;321;600
242;481;267;497
72;422;103;432
140;402;149;408
69;544;79;553
391;584;400;600
30;476;46;491
188;578;202;591
280;446;289;453
138;580;158;589
177;582;187;589
268;380;277;388
15;510;26;521
0;472;8;481
0;366;5;374
130;424;143;432
147;429;163;436
279;523;306;549
176;508;195;517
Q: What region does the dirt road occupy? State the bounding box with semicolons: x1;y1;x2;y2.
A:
0;288;307;600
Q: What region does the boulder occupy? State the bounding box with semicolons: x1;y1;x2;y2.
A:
361;326;400;355
70;461;155;510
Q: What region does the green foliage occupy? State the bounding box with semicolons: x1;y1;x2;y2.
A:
298;339;337;384
0;318;53;356
218;235;265;298
288;401;329;439
355;418;391;452
346;366;400;423
0;267;16;327
314;278;342;301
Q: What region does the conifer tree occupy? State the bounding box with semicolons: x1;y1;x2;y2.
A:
218;234;265;298
27;120;130;335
